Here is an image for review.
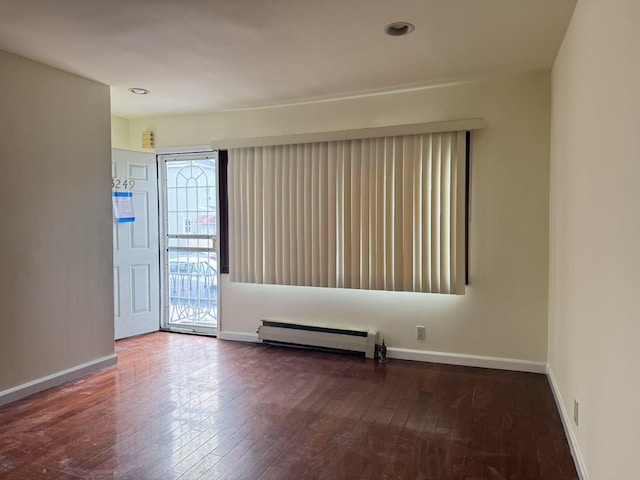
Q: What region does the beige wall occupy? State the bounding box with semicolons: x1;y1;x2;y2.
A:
0;50;114;391
111;115;130;150
132;72;551;362
549;1;640;478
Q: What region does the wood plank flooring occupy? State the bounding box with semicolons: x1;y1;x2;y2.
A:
0;333;577;479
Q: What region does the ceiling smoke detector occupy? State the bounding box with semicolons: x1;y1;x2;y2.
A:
128;87;150;95
384;22;415;36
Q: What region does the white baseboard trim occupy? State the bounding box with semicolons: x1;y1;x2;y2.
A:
218;331;260;343
387;347;547;374
546;365;589;480
215;334;545;373
0;354;118;407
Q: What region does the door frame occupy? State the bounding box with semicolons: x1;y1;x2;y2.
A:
157;151;220;336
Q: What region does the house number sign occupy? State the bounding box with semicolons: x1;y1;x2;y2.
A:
112;178;136;189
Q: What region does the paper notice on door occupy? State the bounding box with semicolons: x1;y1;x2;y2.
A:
113;191;135;223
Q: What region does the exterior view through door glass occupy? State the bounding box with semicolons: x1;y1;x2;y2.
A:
159;152;218;335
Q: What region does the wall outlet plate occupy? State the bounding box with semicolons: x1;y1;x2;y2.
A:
573;399;579;426
416;325;426;340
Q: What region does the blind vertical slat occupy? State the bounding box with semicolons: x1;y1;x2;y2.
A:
240;148;247;282
423;135;433;292
286;146;294;285
306;144;315;286
281;146;288;283
284;146;291;284
289;146;296;284
243;148;251;281
303;145;309;284
230;149;238;281
384;137;394;290
367;139;376;289
238;148;248;282
402;135;415;292
449;134;458;292
335;142;342;288
227;153;233;280
271;147;279;284
413;135;423;292
307;144;321;287
287;146;295;284
295;144;304;285
275;145;285;284
369;139;377;289
375;138;385;290
327;142;337;288
299;144;307;284
242;149;250;282
254;148;263;283
360;139;370;290
393;137;404;291
441;134;452;293
454;131;467;294
343;142;352;288
343;142;351;288
280;145;288;284
319;143;328;287
431;135;441;293
228;152;236;281
243;148;251;283
263;148;274;283
350;140;361;289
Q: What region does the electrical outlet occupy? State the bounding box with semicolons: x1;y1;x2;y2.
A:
573;399;579;426
416;325;426;340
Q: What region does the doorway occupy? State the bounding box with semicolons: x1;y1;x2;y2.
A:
158;152;219;335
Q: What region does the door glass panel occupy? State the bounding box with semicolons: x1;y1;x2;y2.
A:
161;156;218;333
168;250;217;325
167;162;217;235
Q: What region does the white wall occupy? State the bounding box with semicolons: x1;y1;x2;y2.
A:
549;1;640;478
131;72;551;362
0;50;114;391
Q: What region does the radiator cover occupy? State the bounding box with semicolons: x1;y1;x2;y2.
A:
258;320;378;359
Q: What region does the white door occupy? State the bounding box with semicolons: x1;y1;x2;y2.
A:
112;149;160;340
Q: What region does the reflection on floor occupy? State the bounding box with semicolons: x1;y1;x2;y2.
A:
0;332;577;479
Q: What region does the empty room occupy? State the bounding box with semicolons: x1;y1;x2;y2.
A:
0;0;638;479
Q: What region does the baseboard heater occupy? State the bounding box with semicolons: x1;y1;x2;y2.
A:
258;320;378;359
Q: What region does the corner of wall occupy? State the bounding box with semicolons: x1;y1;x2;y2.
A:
111;115;131;150
546;364;589;479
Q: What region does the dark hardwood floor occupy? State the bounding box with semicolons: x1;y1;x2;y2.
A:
0;332;577;479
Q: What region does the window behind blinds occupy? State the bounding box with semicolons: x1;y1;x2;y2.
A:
228;131;467;294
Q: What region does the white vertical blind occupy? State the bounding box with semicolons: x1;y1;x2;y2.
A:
228;131;467;294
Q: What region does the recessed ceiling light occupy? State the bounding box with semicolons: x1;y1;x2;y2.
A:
384;22;415;36
128;87;150;95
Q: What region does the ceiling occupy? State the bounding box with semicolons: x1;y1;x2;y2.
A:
0;0;576;118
